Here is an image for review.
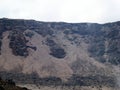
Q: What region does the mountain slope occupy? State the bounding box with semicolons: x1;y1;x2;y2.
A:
0;18;119;88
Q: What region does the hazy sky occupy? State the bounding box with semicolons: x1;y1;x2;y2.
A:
0;0;120;23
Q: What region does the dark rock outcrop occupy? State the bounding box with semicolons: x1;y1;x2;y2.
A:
0;77;29;90
8;30;29;57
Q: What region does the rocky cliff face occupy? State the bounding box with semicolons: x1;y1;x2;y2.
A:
0;18;120;88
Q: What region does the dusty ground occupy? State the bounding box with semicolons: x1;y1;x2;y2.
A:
17;84;118;90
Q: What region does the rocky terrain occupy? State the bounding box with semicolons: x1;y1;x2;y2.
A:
0;18;120;89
